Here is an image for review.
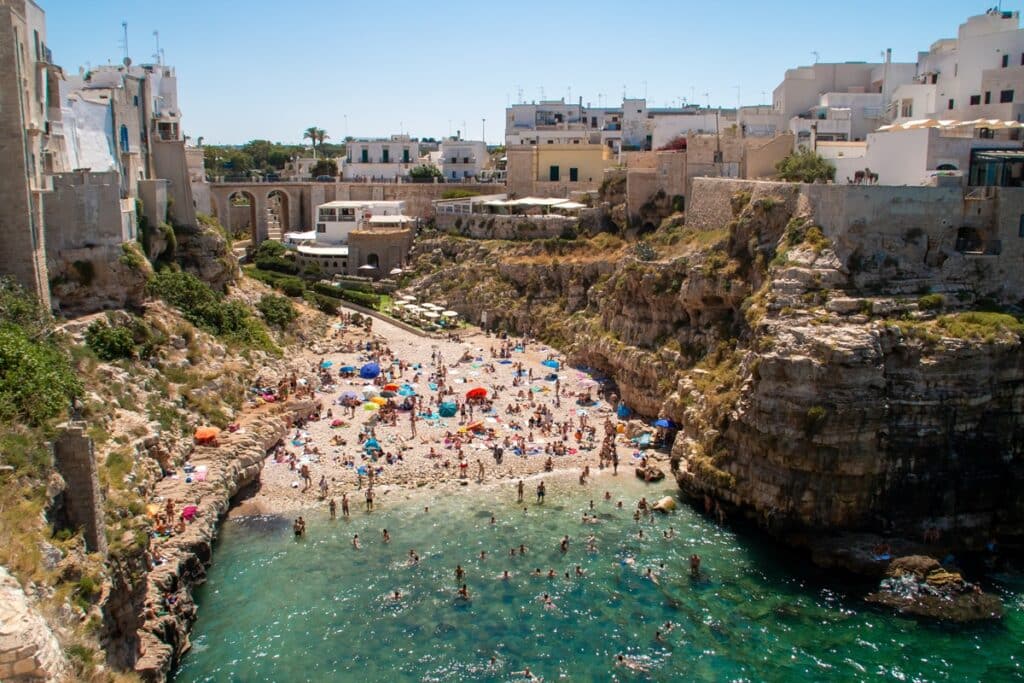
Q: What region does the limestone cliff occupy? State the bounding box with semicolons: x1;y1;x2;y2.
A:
408;180;1024;556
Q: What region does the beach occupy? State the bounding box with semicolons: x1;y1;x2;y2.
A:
237;306;663;516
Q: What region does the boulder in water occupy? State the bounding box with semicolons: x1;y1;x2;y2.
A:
652;496;677;513
634;465;664;482
865;555;1003;622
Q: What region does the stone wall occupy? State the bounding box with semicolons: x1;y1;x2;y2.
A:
434;212;573;240
52;423;107;556
43;170;128;257
151;140;197;228
0;567;68;682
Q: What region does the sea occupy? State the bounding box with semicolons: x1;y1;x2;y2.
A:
173;474;1023;682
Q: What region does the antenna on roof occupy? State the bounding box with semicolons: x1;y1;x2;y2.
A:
153;30;162;65
119;21;128;61
812;50;820;64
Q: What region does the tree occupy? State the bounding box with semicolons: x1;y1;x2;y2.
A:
409;164;442;181
309;159;338;179
303;127;329;159
775;146;835;183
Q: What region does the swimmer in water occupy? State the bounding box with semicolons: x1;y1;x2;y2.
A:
532;568;543;576
490;515;496;525
559;535;569;552
615;654;649;672
457;584;470;600
480;550;487;561
575;565;585;577
519;544;527;555
352;534;360;549
382;529;390;543
455;564;465;582
408;549;420;565
547;568;556;579
604;491;612;500
511;666;537;680
645;567;659;584
663;526;675;539
391;589;402;601
498;570;511;580
541;593;555;609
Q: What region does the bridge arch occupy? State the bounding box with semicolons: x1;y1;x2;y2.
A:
267;189;291;236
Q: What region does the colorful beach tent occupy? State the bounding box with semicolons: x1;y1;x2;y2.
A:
194;427;220;443
359;362;381;379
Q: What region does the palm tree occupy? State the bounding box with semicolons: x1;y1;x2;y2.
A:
303;126;319;158
316;129;330;153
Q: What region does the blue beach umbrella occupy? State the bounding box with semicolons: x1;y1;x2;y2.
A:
541;359;560;369
340;365;356;373
340;390;359;401
654;418;676;429
321;360;333;369
359;362;381;379
439;402;458;417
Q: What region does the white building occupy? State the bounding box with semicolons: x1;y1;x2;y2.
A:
505;97;734;155
891;10;1024;123
313;200;406;244
344;135;420;181
439;138;488;180
770;58;916;149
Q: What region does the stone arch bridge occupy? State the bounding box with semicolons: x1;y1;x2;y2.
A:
209;181;500;246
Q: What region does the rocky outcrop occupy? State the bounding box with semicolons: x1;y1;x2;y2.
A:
405;179;1024;565
173;223;238;292
131;399;311;682
0;567;68;682
49;242;153;315
865;555;1003;622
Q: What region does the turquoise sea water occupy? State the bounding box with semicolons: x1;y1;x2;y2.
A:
174;475;1023;682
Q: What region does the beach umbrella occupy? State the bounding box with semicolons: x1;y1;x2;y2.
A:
401;295;417;301
359;362;381;379
340;365;355;373
466;387;487;399
389;267;403;275
358;263;377;270
423;311;440;319
654;418;676;429
370;396;387;405
361;385;379;397
541;359;560;369
331;418;344;427
364;438;381;452
363;402;379;411
439;401;458;417
423;303;441;310
320;360;333;369
340;390;359;401
383;383;400;391
398;385;416;397
442;310;458;317
380;390;397;398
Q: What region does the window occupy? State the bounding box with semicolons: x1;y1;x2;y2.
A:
341;208;355;221
1001;89;1015;103
1003;54;1010;68
970;95;981;106
402;148;410;162
1019;214;1024;237
361;149;368;163
317;223;326;233
1021;53;1024;65
382;149;390;163
120;124;130;151
569;167;578;182
948;99;955;110
463;156;469;163
133;95;138;106
985;91;992;104
549;165;560;181
900;99;913;117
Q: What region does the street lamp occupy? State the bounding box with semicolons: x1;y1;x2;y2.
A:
482;118;486;144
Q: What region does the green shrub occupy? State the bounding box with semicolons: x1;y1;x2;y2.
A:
85;320;137;360
147;270;276;352
312;282;381;309
257;294;298;328
441;189;481;200
303;291;339;315
0;325;81;425
634;241;656;261
254;254;299;275
918;293;945;311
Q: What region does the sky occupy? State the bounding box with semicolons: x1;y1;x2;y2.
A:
42;0;1022;145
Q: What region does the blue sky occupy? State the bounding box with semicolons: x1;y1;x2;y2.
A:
42;1;1019;145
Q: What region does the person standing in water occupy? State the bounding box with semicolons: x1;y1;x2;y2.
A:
341;492;350;518
328;498;337;519
536;480;546;504
517;479;525;503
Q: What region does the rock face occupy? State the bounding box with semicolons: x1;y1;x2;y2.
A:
49;243;153;315
0;567;68;682
407;179;1024;562
131;399;311;682
173;223;238;292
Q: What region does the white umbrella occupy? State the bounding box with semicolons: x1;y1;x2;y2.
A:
442;310;458;317
358;263;377;270
401;295;417;301
389;268;403;275
424;303;442;310
392;301;405;308
423;311;440;319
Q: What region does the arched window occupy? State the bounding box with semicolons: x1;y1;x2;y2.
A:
367;253;379;269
